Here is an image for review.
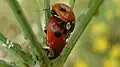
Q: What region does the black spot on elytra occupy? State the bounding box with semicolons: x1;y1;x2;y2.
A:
54;31;62;37
60;8;66;12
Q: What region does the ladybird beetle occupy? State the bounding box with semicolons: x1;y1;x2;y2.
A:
44;16;67;59
51;3;75;37
51;3;75;22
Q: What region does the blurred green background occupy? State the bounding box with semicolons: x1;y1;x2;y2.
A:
0;0;120;67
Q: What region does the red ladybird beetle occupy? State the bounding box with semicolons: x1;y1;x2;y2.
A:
51;3;75;37
51;3;75;22
44;16;67;59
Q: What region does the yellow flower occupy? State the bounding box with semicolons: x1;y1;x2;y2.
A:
74;60;87;67
104;59;113;67
92;23;106;34
92;37;109;53
111;45;120;58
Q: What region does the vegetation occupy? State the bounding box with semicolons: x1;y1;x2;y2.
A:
0;0;119;67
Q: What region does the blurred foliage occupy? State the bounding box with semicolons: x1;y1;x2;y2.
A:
0;0;120;67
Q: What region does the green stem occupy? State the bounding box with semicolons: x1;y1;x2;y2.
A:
69;0;75;9
53;0;104;67
0;60;15;67
6;0;50;66
35;0;45;44
44;0;51;26
0;33;35;67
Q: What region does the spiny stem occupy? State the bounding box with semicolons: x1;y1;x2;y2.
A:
44;0;51;26
0;60;15;67
6;0;50;66
69;0;75;9
0;33;35;67
53;0;104;67
62;0;104;65
35;0;45;44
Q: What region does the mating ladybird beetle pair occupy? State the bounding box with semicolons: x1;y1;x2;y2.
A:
44;3;75;59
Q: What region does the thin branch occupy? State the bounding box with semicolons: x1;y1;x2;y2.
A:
0;60;15;67
53;0;104;67
35;0;45;44
44;0;51;26
6;0;50;66
0;33;35;67
69;0;75;9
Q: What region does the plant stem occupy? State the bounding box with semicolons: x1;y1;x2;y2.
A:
53;0;104;67
0;60;15;67
6;0;50;66
69;0;75;9
35;0;45;44
44;0;51;26
0;33;35;67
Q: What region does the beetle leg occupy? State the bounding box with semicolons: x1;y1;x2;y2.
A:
43;46;57;59
44;30;47;34
49;50;60;60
